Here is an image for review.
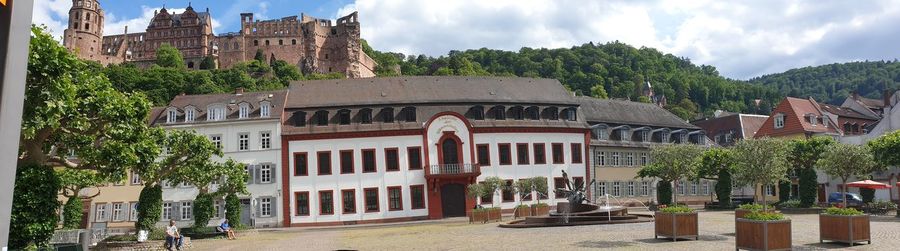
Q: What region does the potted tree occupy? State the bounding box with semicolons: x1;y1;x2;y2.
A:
732;138;792;251
512;178;533;218
816;143;881;246
696;148;736;210
638;144;704;242
531;177;550;216
735;203;773;219
866;130;900;219
467;177;504;223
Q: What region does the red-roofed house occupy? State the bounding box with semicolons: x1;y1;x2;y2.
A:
755;97;842;139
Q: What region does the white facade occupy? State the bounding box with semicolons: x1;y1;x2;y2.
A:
161;118;283;228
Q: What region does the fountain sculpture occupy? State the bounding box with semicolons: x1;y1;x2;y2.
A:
499;171;654;228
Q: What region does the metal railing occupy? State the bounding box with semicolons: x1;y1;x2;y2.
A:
427;163;480;176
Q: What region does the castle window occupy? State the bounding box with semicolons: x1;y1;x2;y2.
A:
187;62;195;69
325;54;329;60
292;39;297;45
279;40;283;45
74;22;80;30
265;40;270;46
85;23;90;31
254;40;259;46
233;42;239;49
86;13;91;21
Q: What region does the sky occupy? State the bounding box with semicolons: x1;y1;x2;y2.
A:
32;0;900;80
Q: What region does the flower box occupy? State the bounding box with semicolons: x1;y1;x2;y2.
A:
468;208;502;223
735;218;791;251
819;214;870;246
514;206;532;218
531;204;550;216
654;212;699;242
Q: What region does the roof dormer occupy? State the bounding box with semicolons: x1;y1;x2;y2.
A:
259;101;272;118
184;105;197;122
238;102;252;119
165;107;179;124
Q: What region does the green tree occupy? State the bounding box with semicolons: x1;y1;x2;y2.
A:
817;143;883;208
156;43;186;68
657;181;673;205
10;164;61;249
787;137;834;207
62;196;83;229
513;178;534;206
180;159;247;229
637;144;704;205
590;85;609;99
225;193;242;227
868;130;900;167
57;169;105;229
255;49;266;62
696;148;735;207
531;176;549;205
199;56;217;70
732;138;790;211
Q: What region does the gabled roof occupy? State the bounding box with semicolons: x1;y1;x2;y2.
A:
739;114;769;139
818;103;880;121
285;76;579;109
150;90;288;125
857;96;885;108
755;97;840;138
576;97;698;129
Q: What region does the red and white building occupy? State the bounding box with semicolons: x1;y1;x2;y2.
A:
279;77;591;226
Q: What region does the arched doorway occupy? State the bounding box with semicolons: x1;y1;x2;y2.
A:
440;183;466;217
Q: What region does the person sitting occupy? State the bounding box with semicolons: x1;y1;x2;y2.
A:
165;220;183;251
219;219;236;240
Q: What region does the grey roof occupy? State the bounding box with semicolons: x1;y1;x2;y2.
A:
285;76;579;109
575;97;699;129
150;90;288;125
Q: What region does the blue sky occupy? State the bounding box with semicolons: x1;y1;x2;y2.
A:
32;0;900;79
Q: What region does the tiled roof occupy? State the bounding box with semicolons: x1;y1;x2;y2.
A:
857;96;885;108
818;103;880;120
576;97;698;129
755;97;840;138
739;114;769;139
285;76;578;109
150;90;288;125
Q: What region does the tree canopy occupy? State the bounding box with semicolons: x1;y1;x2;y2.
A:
731;138;790;210
155;44;186;68
750;60;900;105
868;130;900;167
816;143;882;207
637;144;705;204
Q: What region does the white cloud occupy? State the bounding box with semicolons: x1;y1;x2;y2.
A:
33;3;224;40
32;0;72;39
338;0;900;79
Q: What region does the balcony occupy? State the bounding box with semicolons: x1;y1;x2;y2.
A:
425;163;481;178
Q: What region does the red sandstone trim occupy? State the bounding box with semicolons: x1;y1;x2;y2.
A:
287;216;430;227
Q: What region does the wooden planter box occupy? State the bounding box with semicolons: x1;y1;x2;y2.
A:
735;209;775;219
514;206;532;218
736;219;791;251
654;212;699;242
819;214;870;246
468;208;502;223
531;204;550;216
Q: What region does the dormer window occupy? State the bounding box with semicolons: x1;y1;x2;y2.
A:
640;130;649;142
166;109;177;123
509;106;524;120
806;114;817;126
260;102;271;117
525;106;540;120
774;113;785;129
239;103;250;119
492;106;506;120
337;109;351;125
545;107;559;120
381;108;394;123
596;127;608;140
400;107;416;122
207;105;226;121
661;132;670;143
467;106;484;120
359;109;373;124
680;133;688;144
619;129;629;142
314;111;329;126
184;107;195;122
562;108;577;121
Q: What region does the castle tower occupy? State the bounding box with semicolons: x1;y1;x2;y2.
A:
63;0;105;61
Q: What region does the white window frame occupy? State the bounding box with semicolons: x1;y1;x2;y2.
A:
239;103;250;119
677;181;685;195
95;204;107;222
598;181;607;196
620;130;629;141
213;200;222;218
612;181;621;197
774;114;785;129
130;171;141;185
702;180;710;195
210;135;222;150
640;181;649;196
185;107;195;122
238;133;249;151
612;152;620;166
640;153;649;166
625;152;634;166
598;152;606;166
640;130;649;142
207;105;226;121
112;203;124;221
180;201;193;220
626;181;635;197
260;164;272;183
260;131;271;150
166;109;177;123
162;202;172;220
690;181;698;195
130;202;139;221
260;101;271;117
597;128;608;140
261;198;272;217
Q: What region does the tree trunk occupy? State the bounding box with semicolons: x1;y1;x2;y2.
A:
842;179;848;208
673;180;678;205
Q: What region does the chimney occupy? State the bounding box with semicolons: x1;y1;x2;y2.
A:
851;91;859;101
235;88;244;95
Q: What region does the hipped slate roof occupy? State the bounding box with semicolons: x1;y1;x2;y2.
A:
285;76;579;109
575;97;699;129
150;90;288;125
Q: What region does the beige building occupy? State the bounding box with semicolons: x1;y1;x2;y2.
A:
58;171;143;234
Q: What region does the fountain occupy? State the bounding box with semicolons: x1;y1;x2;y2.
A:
499;171;654;228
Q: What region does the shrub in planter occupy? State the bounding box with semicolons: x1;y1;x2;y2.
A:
514;205;532;218
819;207;870;246
654;206;698;242
531;203;550;216
735;204;775;219
469;207;502;223
736;212;791;251
864;200;898;216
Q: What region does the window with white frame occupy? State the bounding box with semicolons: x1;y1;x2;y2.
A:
112;203;124;221
214;200;222;218
620;129;629;141
626;181;635;197
612;152;620;166
210;135;222;150
185;107;195;122
238;133;249;151
260;132;271;149
612;181;621;197
597;128;608;140
702;180;709;195
662;132;670;142
598;181;607;196
162;202;172;220
677;181;685;195
640;153;649;166
260;102;271;117
261;198;272;217
774;114;785;129
180;202;192;220
130;171;141;185
207;105;225;121
239;103;250;119
95;204;107;222
130;202;139;221
625;153;634;166
598;152;606;166
166;109;177;123
260;164;272;183
690;181;698;195
640;181;649;196
640;130;650;142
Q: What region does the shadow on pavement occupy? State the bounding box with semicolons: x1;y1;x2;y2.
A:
572;240;634;249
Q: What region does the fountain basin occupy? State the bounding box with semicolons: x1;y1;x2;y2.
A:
499;202;655;228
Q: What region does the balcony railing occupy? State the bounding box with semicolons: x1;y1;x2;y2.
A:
426;163;480;177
